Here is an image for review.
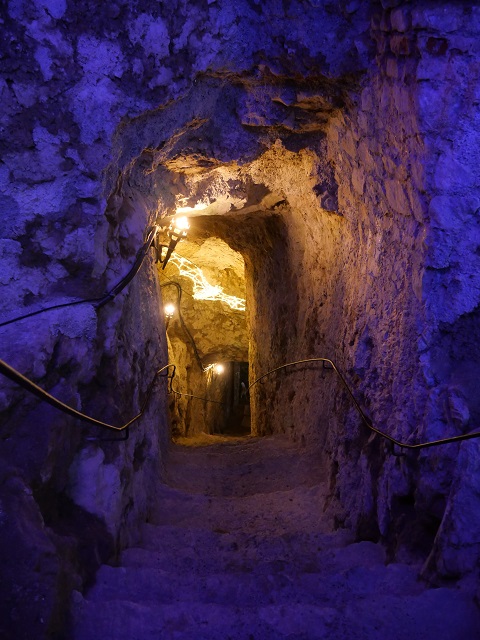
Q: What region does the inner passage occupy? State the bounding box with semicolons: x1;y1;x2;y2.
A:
157;234;249;438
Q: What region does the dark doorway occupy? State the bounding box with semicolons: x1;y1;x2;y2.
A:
212;361;250;436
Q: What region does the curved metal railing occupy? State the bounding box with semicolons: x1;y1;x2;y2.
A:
249;357;480;450
0;358;175;437
170;387;225;404
2;352;479;450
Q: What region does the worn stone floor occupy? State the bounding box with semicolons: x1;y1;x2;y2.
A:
70;435;480;639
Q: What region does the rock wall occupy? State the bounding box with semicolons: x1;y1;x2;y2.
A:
2;0;480;635
0;3;171;637
331;1;480;579
322;6;430;549
412;4;480;579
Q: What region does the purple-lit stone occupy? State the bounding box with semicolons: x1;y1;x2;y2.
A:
1;1;480;637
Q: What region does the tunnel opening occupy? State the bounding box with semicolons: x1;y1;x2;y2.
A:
153;183;316;444
222;361;251;437
92;75;350;460
104;69;461;571
156;227;250;439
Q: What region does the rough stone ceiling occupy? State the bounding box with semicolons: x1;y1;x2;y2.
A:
171;165;286;219
109;77;341;222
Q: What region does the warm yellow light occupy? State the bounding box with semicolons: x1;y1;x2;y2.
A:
203;362;225;374
164;303;176;318
171;216;190;232
176;202;208;214
167;254;246;312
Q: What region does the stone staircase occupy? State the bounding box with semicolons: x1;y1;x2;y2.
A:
70;435;480;639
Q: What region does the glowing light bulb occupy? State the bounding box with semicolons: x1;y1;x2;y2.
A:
214;363;225;375
171;216;190;232
164;303;175;318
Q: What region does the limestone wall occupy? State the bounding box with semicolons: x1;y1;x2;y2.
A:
412;4;480;578
0;4;172;636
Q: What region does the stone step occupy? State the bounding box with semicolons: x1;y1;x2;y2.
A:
164;437;326;497
168;434;301;462
148;482;332;535
163;462;325;497
83;560;422;608
139;523;356;558
71;589;480;640
71;598;340;640
135;523;381;570
120;537;387;577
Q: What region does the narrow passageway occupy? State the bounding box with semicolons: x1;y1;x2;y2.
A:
71;435;480;639
160;228;250;440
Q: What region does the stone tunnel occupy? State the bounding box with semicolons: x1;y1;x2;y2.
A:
1;1;480;637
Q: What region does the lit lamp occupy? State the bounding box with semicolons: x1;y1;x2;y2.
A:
214;363;225;375
164;303;176;329
157;216;190;270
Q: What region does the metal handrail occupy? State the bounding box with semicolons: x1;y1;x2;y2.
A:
249;357;480;450
170;387;225;405
3;352;479;449
0;358;175;433
160;281;205;371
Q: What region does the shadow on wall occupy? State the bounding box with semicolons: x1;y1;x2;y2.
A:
430;306;480;429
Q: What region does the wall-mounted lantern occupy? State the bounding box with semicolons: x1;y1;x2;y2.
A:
155;216;190;270
164;303;176;329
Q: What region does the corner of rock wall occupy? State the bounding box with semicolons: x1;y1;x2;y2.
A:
411;2;480;581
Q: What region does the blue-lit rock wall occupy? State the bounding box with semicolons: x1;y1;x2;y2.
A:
412;5;480;578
